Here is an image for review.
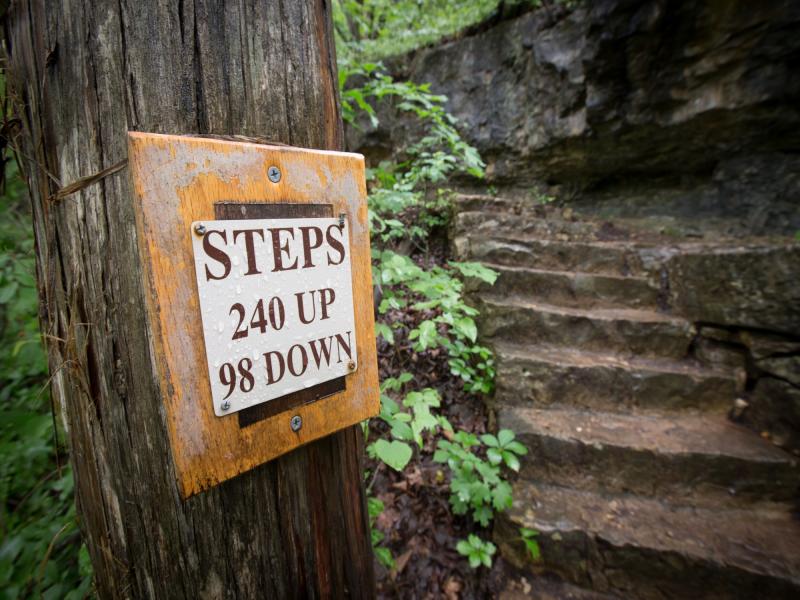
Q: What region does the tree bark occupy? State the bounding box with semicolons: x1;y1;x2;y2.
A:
3;1;375;598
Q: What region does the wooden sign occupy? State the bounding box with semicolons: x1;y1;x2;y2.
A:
127;132;379;497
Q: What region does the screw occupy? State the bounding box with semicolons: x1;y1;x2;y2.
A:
290;415;302;432
347;360;356;371
267;166;281;183
194;223;207;236
338;212;346;227
221;400;231;411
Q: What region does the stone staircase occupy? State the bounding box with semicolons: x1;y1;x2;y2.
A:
451;195;800;599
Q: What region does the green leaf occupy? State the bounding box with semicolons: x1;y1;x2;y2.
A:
0;282;18;303
521;528;541;561
457;535;495;569
524;539;541;561
505;441;528;456
379;394;400;414
368;497;385;520
372;439;412;471
481;551;493;568
475;460;500;483
375;547;396;570
480;433;499;448
491;481;513;511
390;420;414;442
375;322;394;344
456;540;472;555
413;410;439;432
371;527;385;546
433;449;449;463
502;450;521;472
403;388;440;410
437;415;453;432
453;317;477;342
411;319;439;350
486;447;503;466
450;261;499;284
497;429;515;447
473;505;493;527
453;431;479;448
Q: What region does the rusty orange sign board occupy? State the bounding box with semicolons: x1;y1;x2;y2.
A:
127;132;379;497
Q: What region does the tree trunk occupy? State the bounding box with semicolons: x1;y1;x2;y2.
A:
3;1;375;598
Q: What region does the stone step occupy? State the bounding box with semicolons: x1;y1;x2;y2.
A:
478;295;694;359
472;263;660;310
453;194;528;215
455;211;600;241
493;342;743;413
454;235;663;277
500;574;622;600
499;406;800;505
496;482;800;599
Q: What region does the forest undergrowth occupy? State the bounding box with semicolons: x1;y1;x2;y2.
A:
0;2;550;597
366;226;527;598
335;3;542;591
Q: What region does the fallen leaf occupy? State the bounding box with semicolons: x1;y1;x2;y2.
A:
391;480;409;492
443;577;462;599
391;549;414;580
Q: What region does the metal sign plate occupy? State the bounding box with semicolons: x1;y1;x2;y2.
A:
191;217;357;416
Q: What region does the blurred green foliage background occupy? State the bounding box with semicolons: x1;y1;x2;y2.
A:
0;158;92;598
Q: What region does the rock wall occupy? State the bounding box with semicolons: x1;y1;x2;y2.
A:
348;0;800;237
347;1;800;449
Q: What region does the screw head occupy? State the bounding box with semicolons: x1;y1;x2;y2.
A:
194;223;207;236
221;400;231;411
290;415;302;432
267;166;281;183
347;360;356;371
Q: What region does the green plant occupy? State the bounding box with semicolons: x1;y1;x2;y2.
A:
367;382;450;472
340;62;484;179
333;0;503;61
433;430;526;527
0;158;92;598
336;4;534;573
368;496;396;570
530;189;556;205
366;377;529;569
456;534;496;569
339;60;484;250
482;429;528;472
520;527;541;562
374;250;497;394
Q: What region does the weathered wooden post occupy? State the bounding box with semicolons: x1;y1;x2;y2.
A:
3;2;377;598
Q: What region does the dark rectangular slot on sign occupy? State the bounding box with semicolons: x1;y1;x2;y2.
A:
213;201;346;429
215;202;333;220
237;377;346;428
